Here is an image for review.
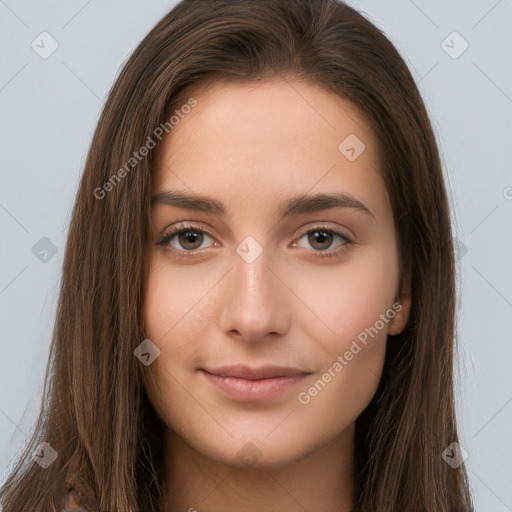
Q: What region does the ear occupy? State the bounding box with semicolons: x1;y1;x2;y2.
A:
387;270;412;336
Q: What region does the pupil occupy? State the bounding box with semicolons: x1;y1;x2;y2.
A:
180;230;202;249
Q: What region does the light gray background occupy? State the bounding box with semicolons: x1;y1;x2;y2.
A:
1;0;511;509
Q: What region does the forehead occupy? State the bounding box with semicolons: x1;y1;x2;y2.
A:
160;77;377;154
152;78;388;220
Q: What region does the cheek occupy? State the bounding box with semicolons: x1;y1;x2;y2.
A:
293;244;399;357
143;259;183;341
141;258;217;408
141;264;203;434
294;339;386;446
141;263;198;406
143;257;215;344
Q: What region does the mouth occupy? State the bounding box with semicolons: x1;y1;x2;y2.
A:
199;365;312;403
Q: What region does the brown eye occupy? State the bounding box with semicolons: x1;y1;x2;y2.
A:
307;230;335;251
157;224;215;252
290;225;353;261
176;229;204;250
295;227;350;252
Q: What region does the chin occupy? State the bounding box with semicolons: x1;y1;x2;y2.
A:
186;428;334;471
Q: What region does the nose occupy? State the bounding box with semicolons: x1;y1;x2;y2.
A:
218;241;291;343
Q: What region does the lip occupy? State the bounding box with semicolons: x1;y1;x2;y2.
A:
200;365;311;402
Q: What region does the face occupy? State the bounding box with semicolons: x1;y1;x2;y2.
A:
142;78;411;469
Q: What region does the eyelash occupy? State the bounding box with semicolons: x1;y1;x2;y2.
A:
156;223;353;260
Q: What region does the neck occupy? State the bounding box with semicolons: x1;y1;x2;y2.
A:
159;425;356;512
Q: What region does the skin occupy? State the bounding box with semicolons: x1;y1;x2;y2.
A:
142;78;411;512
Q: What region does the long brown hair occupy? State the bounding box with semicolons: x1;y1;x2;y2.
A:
0;0;473;510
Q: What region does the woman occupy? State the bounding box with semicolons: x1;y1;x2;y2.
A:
0;0;474;510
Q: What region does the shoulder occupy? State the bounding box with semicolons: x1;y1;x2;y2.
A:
61;488;90;511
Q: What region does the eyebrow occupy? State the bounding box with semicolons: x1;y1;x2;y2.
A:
151;190;375;220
